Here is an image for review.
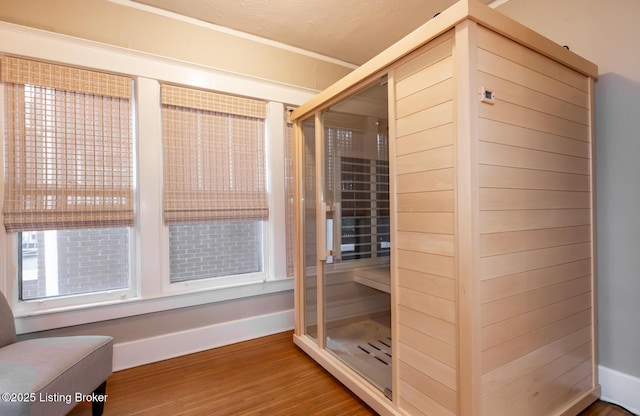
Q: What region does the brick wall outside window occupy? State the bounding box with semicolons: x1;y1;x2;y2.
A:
169;221;262;282
20;228;129;299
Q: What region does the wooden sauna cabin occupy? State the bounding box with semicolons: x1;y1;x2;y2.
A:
290;1;599;415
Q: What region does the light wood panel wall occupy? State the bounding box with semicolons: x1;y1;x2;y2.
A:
475;26;594;415
324;271;391;325
393;30;459;416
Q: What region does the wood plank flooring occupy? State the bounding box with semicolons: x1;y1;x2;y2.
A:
68;331;635;416
579;401;637;416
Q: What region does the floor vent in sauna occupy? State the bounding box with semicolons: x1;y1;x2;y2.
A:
357;338;392;366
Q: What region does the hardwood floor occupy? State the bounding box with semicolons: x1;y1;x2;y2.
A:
68;331;634;416
579;401;637;416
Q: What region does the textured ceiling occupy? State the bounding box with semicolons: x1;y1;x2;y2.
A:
129;0;496;65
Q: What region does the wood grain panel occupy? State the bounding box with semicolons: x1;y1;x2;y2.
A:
479;99;590;142
482;309;592;374
477;25;589;92
396;100;454;137
397;212;454;235
522;358;593;416
400;343;457;390
480;189;590;211
398;305;456;346
482;325;592;396
479;141;590;175
394;24;457;416
482;341;592;415
479;71;589;125
481;293;591;351
394;33;454;82
398;400;430;416
481;275;592;327
480;242;591;280
323;278;390;323
480;259;592;303
400;362;457;413
397;168;454;194
324;284;383;306
397;249;455;278
480;226;591;257
397;145;454;175
479;209;591;234
399;323;457;368
397;230;454;256
397;190;455;213
398;267;456;301
396;123;453;156
396;77;454;119
492;358;593;416
479;165;590;191
477;48;589;109
398;286;456;324
476;26;595;415
478;118;590;158
399;380;455;416
396;56;454;100
398;324;458;369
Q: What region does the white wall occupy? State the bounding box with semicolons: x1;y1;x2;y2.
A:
496;0;640;412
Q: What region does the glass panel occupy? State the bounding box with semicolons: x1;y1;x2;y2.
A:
168;221;262;282
284;118;295;277
302;116;318;340
19;228;130;300
321;78;392;397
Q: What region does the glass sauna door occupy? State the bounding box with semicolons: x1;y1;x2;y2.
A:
318;79;392;397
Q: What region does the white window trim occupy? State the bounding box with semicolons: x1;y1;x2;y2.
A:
0;21;315;333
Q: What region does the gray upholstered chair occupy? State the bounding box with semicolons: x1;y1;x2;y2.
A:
0;291;113;416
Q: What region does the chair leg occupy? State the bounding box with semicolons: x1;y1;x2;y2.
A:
91;381;107;416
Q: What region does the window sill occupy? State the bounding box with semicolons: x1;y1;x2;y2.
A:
14;277;294;335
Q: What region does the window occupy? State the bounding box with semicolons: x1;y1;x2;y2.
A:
161;84;268;283
19;228;130;299
0;26;305;330
1;56;134;300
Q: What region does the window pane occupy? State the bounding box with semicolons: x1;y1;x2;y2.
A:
169;221;262;283
20;228;130;300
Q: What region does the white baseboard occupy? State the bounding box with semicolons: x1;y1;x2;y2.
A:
599;365;640;415
113;309;294;371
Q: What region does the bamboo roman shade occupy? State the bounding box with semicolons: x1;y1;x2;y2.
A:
1;56;134;232
161;84;268;225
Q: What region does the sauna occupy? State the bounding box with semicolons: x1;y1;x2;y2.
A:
291;1;599;415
